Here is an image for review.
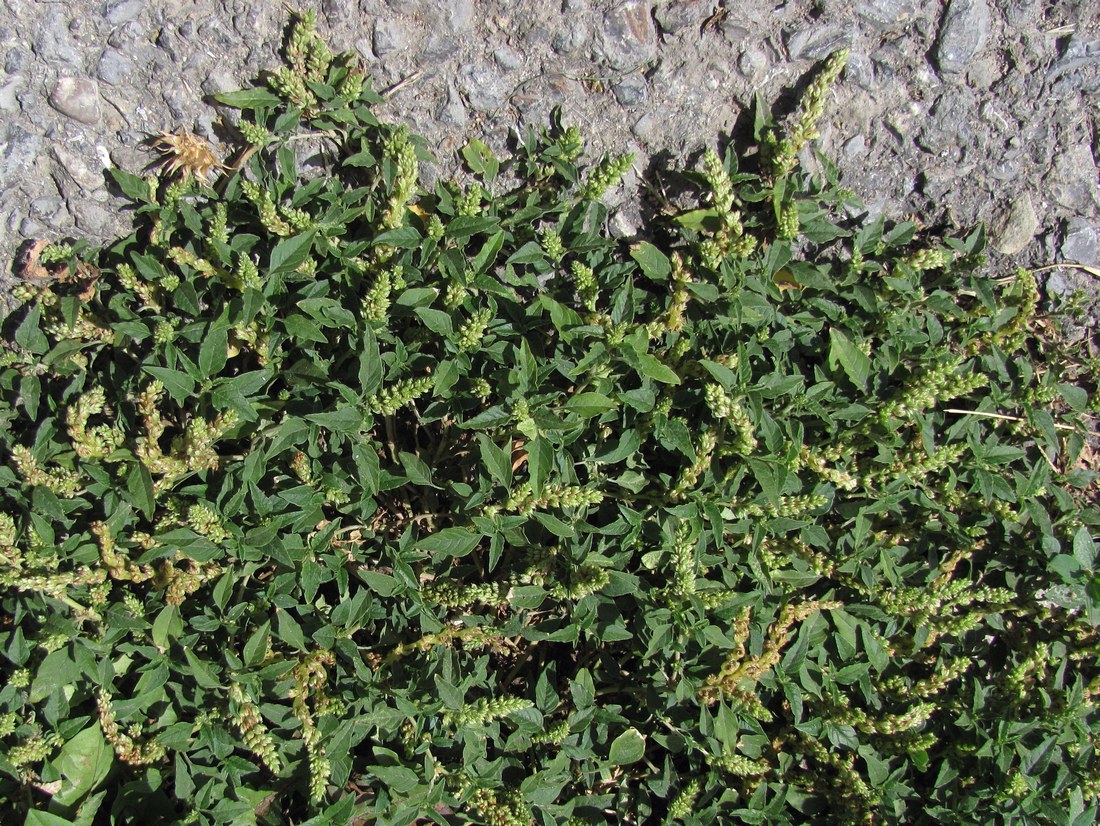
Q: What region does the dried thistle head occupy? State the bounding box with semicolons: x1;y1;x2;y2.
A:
150;129;223;180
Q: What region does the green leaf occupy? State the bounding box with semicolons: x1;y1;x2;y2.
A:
399;451;436;487
507;241;547;266
198;325;228;378
268;230;315;276
565;392;617;417
183;648;221;689
1074;527;1097;570
108;168;150;202
243;621;272;667
143;366;196;406
414;307;453;336
415;527;482;558
477;433;512;488
151;604;182;651
630;242;672;281
214;87;284;109
25;812;76;826
368;765;420;794
126;462;155;520
828;328;871;391
527;437;552;497
635;353;680;385
461;138;499;181
15;302;49;354
52;724;114;807
29;648;80;703
608;727;647;765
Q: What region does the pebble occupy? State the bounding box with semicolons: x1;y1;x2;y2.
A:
1;126;41;180
438;85;469;127
104;0;145;26
992;192;1038;255
96;49;134;86
738;46;768;80
74;200;113;233
842;135;868;159
385;0;423;14
33;12;83;66
632;111;659;142
551;24;588;56
53;144;104;191
934;0;991;75
441;0;474;34
600;1;657;70
456;62;506;113
613;74;648;107
201;68;238;96
19;217;45;237
5;46;27;74
1048;35;1100;89
786;26;851;61
423;34;459;62
1060;217;1098;265
997;0;1040;26
0;78;19;112
373;18;410;58
844;52;876;89
493;45;523;72
48;77;101;125
857;0;917;27
654;0;715;34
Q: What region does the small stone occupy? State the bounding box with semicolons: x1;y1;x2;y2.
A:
441;0;474;34
992;193;1038;255
934;0;991;75
104;0;145;26
609;205;641;239
1047;35;1100;88
997;0;1040;26
5;46;28;74
600;0;657;70
456;62;506;113
31;195;65;220
857;0;917;28
33;12;83;66
612;74;648;107
1060;217;1098;265
48;77;102;124
107;21;143;48
74;201;112;234
632;111;659;142
201;68;238;96
494;45;523;72
423;34;459;62
786;26;851;60
1;126;41;180
0;78;20;112
162;88;189;120
373;18;409;58
842;135;867;159
552;24;589;56
19;217;46;238
53;144;104;191
438;85;468;127
738;46;767;80
654;0;715;34
96;49;134;86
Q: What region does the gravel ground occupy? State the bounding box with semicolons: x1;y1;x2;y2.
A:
1;0;1098;307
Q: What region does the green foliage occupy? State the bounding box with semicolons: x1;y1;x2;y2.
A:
1;10;1099;825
